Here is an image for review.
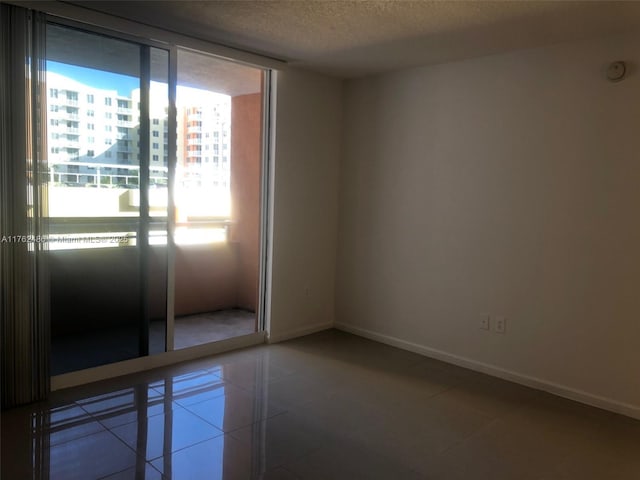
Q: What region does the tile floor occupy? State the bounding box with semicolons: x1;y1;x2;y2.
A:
2;329;640;479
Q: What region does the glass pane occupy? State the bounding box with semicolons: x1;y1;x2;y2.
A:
46;24;169;373
173;49;263;349
46;25;141;247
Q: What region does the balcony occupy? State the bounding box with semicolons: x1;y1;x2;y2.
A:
48;161;167;188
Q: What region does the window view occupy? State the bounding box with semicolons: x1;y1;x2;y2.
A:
46;60;170;248
45;62;236;248
46;63;145;248
175;87;231;244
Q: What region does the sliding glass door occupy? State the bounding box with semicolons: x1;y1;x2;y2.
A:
45;21;268;376
46;24;170;374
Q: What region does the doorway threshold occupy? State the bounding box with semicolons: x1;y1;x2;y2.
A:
51;331;265;391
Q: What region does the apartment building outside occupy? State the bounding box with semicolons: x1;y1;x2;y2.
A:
46;70;231;193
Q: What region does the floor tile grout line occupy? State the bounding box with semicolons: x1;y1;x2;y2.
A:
144;429;227;464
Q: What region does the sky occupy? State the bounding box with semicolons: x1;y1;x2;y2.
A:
47;60;138;96
47;61;230;106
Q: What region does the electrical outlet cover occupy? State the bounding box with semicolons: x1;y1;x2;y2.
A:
494;316;506;334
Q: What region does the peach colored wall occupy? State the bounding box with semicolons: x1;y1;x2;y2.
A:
173;243;238;316
230;92;262;312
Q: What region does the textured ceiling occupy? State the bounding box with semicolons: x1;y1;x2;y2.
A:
68;1;640;78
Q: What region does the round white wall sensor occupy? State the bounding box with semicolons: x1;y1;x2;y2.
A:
606;61;626;82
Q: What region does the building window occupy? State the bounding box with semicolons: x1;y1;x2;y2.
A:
105;97;112;106
105;112;112;119
49;88;58;98
152;154;159;162
87;123;94;130
87;150;94;157
87;110;94;117
105;151;112;158
152;131;159;137
152;118;159;125
153;142;159;149
87;94;94;103
105;126;112;132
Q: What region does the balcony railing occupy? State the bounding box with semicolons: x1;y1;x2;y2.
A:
49;161;168;188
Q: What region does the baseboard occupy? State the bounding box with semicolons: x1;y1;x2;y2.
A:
335;322;640;421
267;321;333;344
52;331;266;391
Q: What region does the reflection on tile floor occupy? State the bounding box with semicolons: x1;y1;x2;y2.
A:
2;329;640;479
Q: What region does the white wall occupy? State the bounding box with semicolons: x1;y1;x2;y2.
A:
268;68;343;341
336;31;640;417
